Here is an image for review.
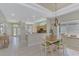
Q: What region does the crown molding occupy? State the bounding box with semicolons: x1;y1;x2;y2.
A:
19;3;52;17
19;3;79;18
19;3;79;24
61;20;79;25
55;4;79;17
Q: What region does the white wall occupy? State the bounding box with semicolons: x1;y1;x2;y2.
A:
61;24;79;35
25;24;33;34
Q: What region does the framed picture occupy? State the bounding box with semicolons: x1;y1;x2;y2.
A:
37;24;47;33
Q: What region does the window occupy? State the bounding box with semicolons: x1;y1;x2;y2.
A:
0;23;5;34
12;24;20;36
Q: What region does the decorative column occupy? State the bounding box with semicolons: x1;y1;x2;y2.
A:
47;18;51;36
20;21;26;44
53;17;61;40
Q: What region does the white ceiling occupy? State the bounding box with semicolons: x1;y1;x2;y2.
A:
0;3;48;23
0;3;75;24
38;3;71;12
59;9;79;23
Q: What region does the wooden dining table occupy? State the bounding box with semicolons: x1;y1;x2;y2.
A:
0;34;9;48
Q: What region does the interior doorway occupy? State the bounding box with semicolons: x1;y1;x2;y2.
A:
10;23;21;47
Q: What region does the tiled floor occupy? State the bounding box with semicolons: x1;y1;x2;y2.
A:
0;34;63;56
